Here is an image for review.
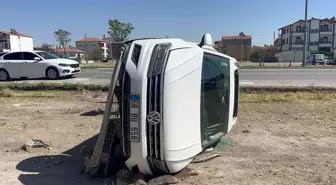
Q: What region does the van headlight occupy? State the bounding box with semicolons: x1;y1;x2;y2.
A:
148;43;171;76
58;63;69;67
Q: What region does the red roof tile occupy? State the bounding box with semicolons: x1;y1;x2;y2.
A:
54;47;85;53
0;30;32;38
76;37;111;43
222;35;252;40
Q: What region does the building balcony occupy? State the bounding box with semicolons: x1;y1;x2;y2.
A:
292;31;304;36
319;42;332;47
320;29;333;34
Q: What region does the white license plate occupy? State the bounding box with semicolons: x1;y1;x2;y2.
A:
130;95;140;142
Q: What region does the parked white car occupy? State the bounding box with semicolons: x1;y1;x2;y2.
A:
0;51;81;81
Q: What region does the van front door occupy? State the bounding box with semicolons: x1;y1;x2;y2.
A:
200;53;230;147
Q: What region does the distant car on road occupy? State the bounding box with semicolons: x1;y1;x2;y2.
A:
0;51;81;81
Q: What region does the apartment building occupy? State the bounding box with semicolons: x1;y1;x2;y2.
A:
102;36;123;60
214;35;252;61
75;38;110;59
0;30;34;52
278;17;336;53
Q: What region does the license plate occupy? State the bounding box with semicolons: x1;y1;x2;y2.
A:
130;95;140;142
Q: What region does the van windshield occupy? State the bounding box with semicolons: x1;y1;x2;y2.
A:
200;53;230;146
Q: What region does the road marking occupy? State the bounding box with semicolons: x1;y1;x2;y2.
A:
240;81;254;85
65;78;90;82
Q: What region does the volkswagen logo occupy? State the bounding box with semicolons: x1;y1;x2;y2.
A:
147;111;161;125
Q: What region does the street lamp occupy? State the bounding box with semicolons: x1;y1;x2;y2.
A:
84;34;87;63
302;0;308;67
239;32;245;63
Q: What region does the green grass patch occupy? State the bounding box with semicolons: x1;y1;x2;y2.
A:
80;62;115;69
2;83;336;102
240;86;336;94
0;89;76;98
240;92;336;103
0;82;109;92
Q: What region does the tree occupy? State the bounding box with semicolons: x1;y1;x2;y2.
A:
34;43;54;53
54;29;71;58
250;49;266;62
90;48;104;62
108;19;134;42
10;28;17;33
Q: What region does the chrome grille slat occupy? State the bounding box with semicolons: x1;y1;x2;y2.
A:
154;75;159;159
147;78;154;157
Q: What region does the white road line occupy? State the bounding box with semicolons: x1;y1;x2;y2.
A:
65;78;90;81
240;81;254;85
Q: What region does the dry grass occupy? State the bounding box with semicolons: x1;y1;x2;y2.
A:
240;64;336;69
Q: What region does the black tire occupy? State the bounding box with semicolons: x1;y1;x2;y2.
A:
46;67;59;80
0;69;10;81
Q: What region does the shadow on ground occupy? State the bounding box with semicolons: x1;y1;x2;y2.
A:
16;135;110;185
80;110;105;116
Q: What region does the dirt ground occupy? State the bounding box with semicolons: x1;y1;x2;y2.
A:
0;92;335;185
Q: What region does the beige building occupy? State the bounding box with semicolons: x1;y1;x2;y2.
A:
75;38;110;59
215;35;252;61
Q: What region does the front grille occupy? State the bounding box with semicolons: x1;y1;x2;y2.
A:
146;74;162;159
70;64;79;68
145;43;172;174
72;70;80;73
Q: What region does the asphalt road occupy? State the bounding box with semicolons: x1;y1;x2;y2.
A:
1;68;336;87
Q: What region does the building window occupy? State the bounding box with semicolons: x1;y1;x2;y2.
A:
320;25;329;32
295;37;302;44
321;37;328;43
4;43;9;49
286;38;288;44
296;26;302;33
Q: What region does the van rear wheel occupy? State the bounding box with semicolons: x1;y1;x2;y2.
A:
0;69;10;81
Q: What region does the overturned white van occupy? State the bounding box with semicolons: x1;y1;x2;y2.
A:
85;33;239;176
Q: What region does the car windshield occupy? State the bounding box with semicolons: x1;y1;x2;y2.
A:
35;52;58;60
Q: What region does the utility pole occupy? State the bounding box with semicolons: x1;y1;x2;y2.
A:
302;0;308;67
84;34;87;63
239;32;245;63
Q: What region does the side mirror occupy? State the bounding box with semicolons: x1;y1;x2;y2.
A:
34;57;41;61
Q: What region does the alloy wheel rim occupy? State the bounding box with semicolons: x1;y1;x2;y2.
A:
0;71;8;81
48;69;57;79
